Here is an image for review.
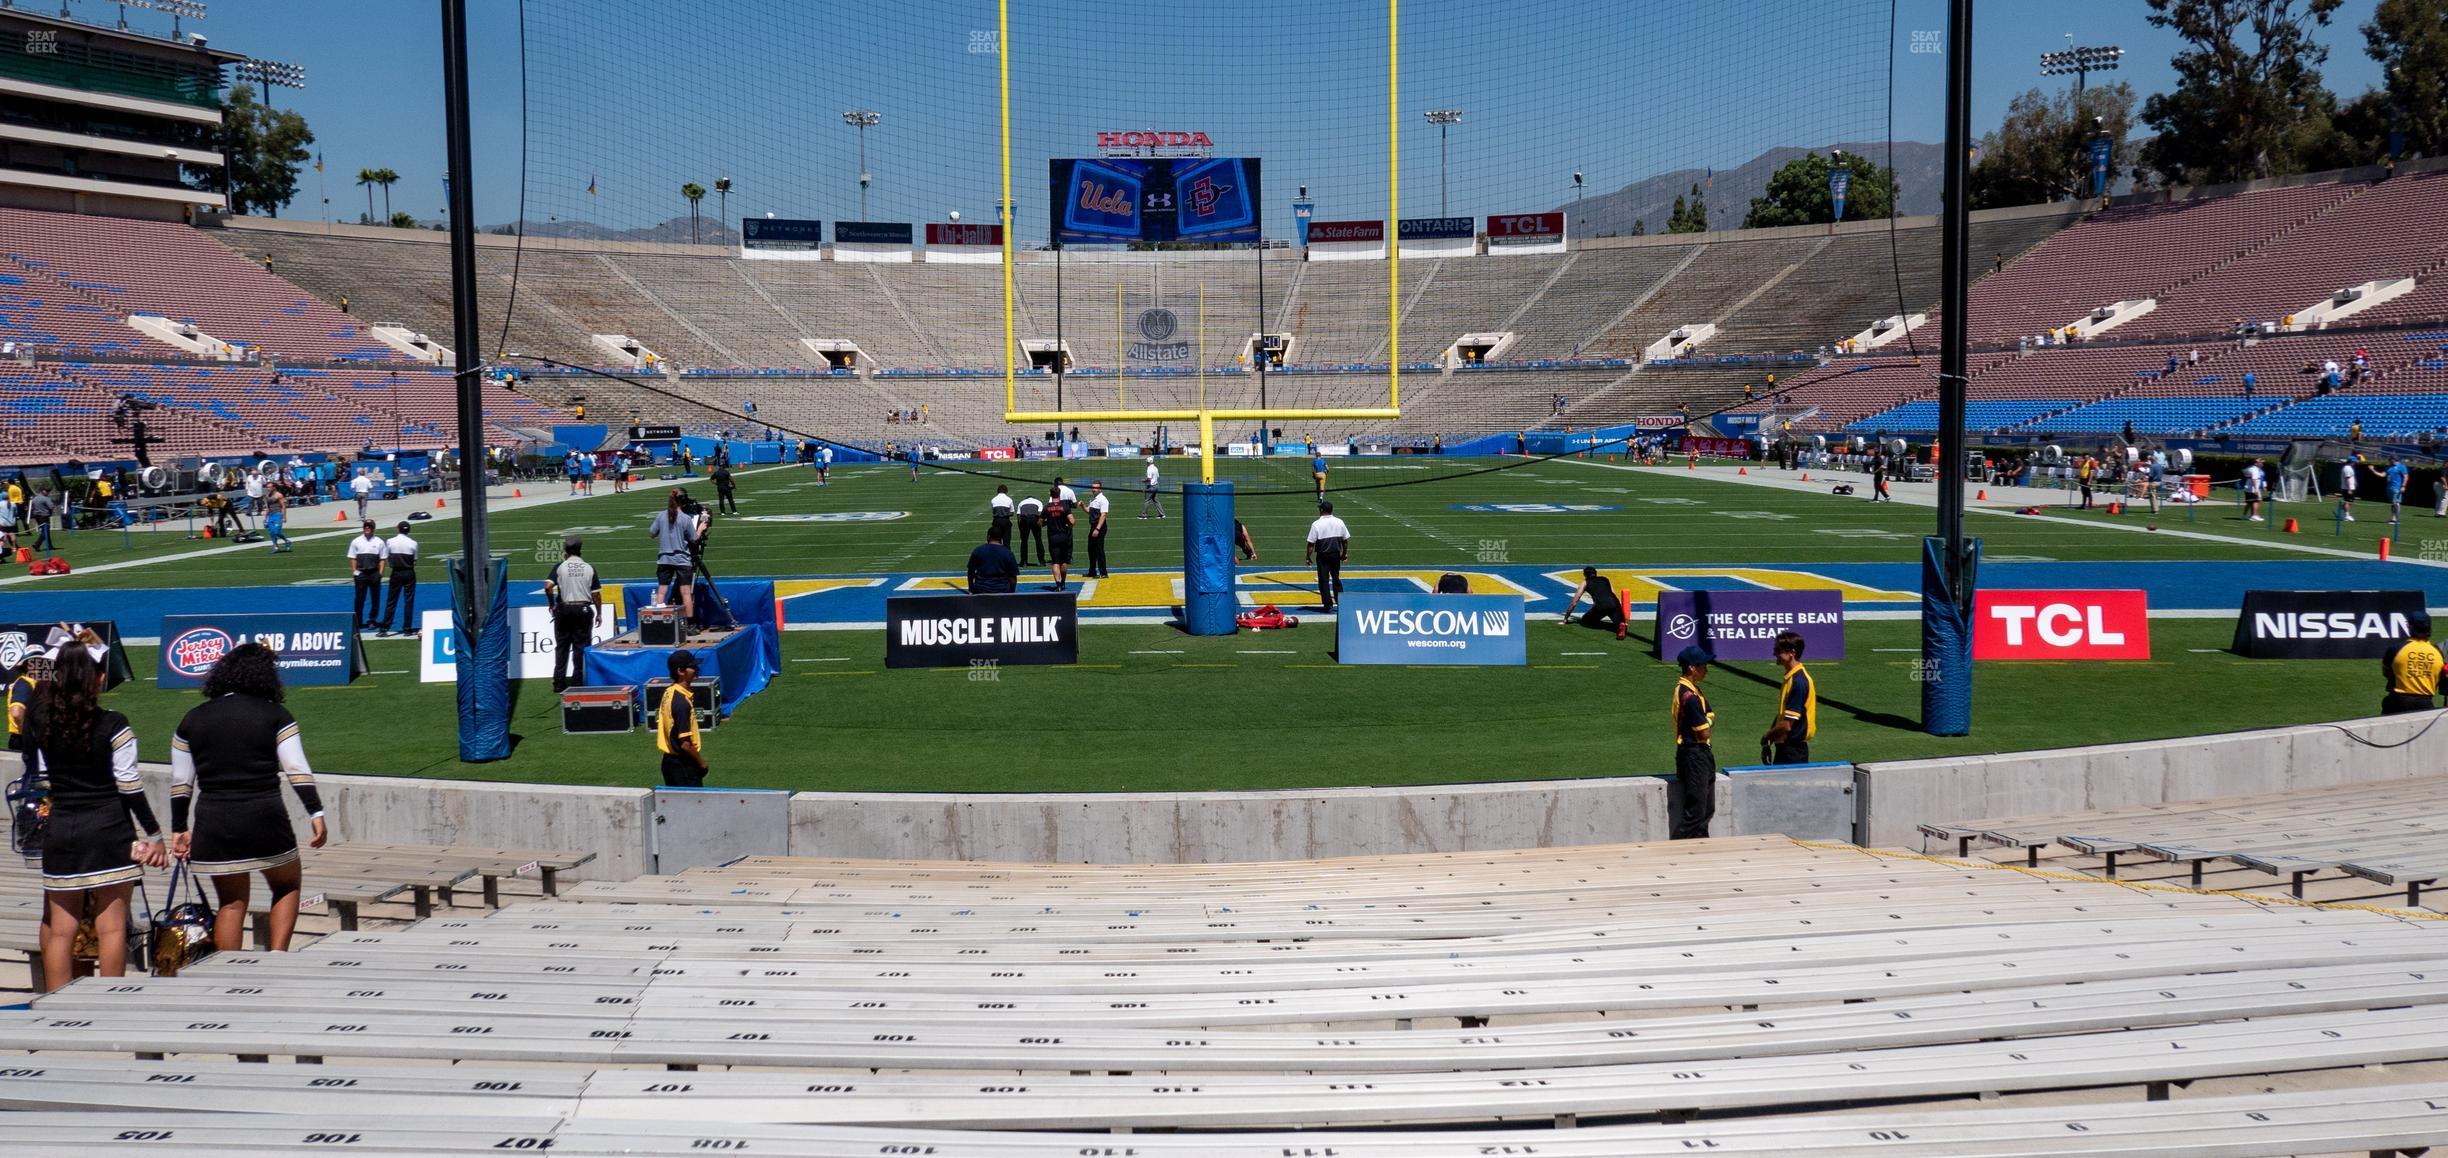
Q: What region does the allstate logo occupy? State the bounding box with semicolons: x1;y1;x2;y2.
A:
1667;614;1698;639
1137;308;1178;342
166;627;236;678
739;511;910;523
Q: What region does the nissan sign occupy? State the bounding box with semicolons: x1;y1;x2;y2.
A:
1974;590;2151;660
2232;590;2428;659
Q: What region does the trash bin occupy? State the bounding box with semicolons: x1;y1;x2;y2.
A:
2185;473;2211;498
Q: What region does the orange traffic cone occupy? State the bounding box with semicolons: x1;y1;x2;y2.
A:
513;488;523;499
1976;489;1987;501
434;497;446;509
2284;517;2300;533
1738;466;1748;475
1800;473;1811;482
2107;501;2124;515
334;510;347;522
2379;537;2392;561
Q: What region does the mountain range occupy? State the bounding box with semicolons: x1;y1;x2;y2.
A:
1560;141;1944;237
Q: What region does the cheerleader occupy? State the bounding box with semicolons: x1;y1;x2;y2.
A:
169;643;328;951
26;647;166;991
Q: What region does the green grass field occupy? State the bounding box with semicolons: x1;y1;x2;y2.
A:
47;452;2436;791
21;453;2416;592
107;618;2395;791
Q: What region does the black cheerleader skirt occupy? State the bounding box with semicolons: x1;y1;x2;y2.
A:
187;791;300;875
41;796;143;891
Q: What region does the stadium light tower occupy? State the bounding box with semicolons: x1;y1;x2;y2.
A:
1424;109;1462;217
2038;39;2122;105
842;109;881;221
232;57;304;108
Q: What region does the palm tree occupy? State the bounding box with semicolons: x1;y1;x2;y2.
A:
681;182;707;244
356;168;379;224
372;168;401;223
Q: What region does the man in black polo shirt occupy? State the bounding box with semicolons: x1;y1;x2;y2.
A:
345;520;387;629
1670;645;1717;839
967;524;1019;595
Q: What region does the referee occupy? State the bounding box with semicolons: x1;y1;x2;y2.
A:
1761;629;1817;764
2380;615;2442;715
1670;645;1716;839
1304;501;1350;612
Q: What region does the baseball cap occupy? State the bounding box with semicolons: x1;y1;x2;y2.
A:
1675;645;1716;669
564;534;584;552
396;521;412;535
667;650;699;675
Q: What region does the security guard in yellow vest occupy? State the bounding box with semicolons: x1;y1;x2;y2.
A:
1670;645;1716;839
2380;615;2442;716
1763;629;1818;764
4;662;35;753
655;649;708;787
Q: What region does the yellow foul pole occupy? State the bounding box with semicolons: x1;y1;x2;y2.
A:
1387;0;1399;412
998;0;1013;416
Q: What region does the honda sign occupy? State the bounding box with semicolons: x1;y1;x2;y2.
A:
1974;590;2151;660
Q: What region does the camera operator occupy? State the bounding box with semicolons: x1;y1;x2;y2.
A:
649;488;710;623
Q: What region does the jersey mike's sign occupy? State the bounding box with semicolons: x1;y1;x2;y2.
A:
2231;590;2428;659
157;613;368;688
1336;592;1527;666
885;591;1078;669
1973;590;2151;660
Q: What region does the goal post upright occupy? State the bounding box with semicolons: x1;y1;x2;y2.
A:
999;0;1401;486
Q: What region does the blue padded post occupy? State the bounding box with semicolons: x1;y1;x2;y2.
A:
1182;482;1237;635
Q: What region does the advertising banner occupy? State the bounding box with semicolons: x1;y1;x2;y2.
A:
0;621;132;688
976;447;1015;461
419;606;621;682
1485;212;1566;252
1306;219;1385;243
834;221;913;245
1336;592;1527;666
886;591;1079;669
740;217;823;256
1399;216;1475;239
1830;167;1850;221
1974;590;2151;660
1686;436;1753;457
2231;590;2429;659
1654;590;1845;661
924;222;1003;246
158;614;367;688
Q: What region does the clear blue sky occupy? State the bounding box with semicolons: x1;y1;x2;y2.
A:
156;0;2386;236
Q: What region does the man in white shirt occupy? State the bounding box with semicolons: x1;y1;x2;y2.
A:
816;444;832;485
1304;501;1351;612
1084;481;1112;579
350;468;374;522
1141;456;1163;519
544;535;604;691
376;521;421;636
989;484;1014;543
346;520;388;628
2338;459;2360;522
1015;493;1045;566
243;469;265;515
2241;459;2267;523
1053;476;1077;506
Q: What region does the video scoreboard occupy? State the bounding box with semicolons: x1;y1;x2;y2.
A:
1050;157;1262;245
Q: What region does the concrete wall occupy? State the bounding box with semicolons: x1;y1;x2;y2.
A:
788;776;1671;863
1855;711;2442;849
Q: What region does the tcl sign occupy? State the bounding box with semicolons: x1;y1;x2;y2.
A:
1485;212;1565;237
1974;590;2151;660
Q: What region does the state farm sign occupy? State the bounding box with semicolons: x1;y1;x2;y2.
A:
1307;219;1385;243
1974;590;2151;660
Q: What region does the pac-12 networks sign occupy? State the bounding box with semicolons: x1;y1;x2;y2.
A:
1973;590;2151;660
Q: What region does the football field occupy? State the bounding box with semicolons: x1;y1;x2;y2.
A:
25;453;2447;791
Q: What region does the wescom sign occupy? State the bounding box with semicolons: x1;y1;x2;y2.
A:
1973;590;2151;660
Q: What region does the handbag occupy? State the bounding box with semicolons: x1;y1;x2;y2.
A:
6;762;45;859
148;862;214;977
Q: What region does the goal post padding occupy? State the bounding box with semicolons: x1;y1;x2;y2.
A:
1182;481;1237;636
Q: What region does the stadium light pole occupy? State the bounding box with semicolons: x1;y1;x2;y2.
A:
232;57;304;109
2040;40;2122;199
713;177;732;236
1424;109;1462;217
843;110;880;221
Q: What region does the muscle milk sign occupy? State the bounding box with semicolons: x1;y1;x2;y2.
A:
2232;590;2427;659
885;590;1078;669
